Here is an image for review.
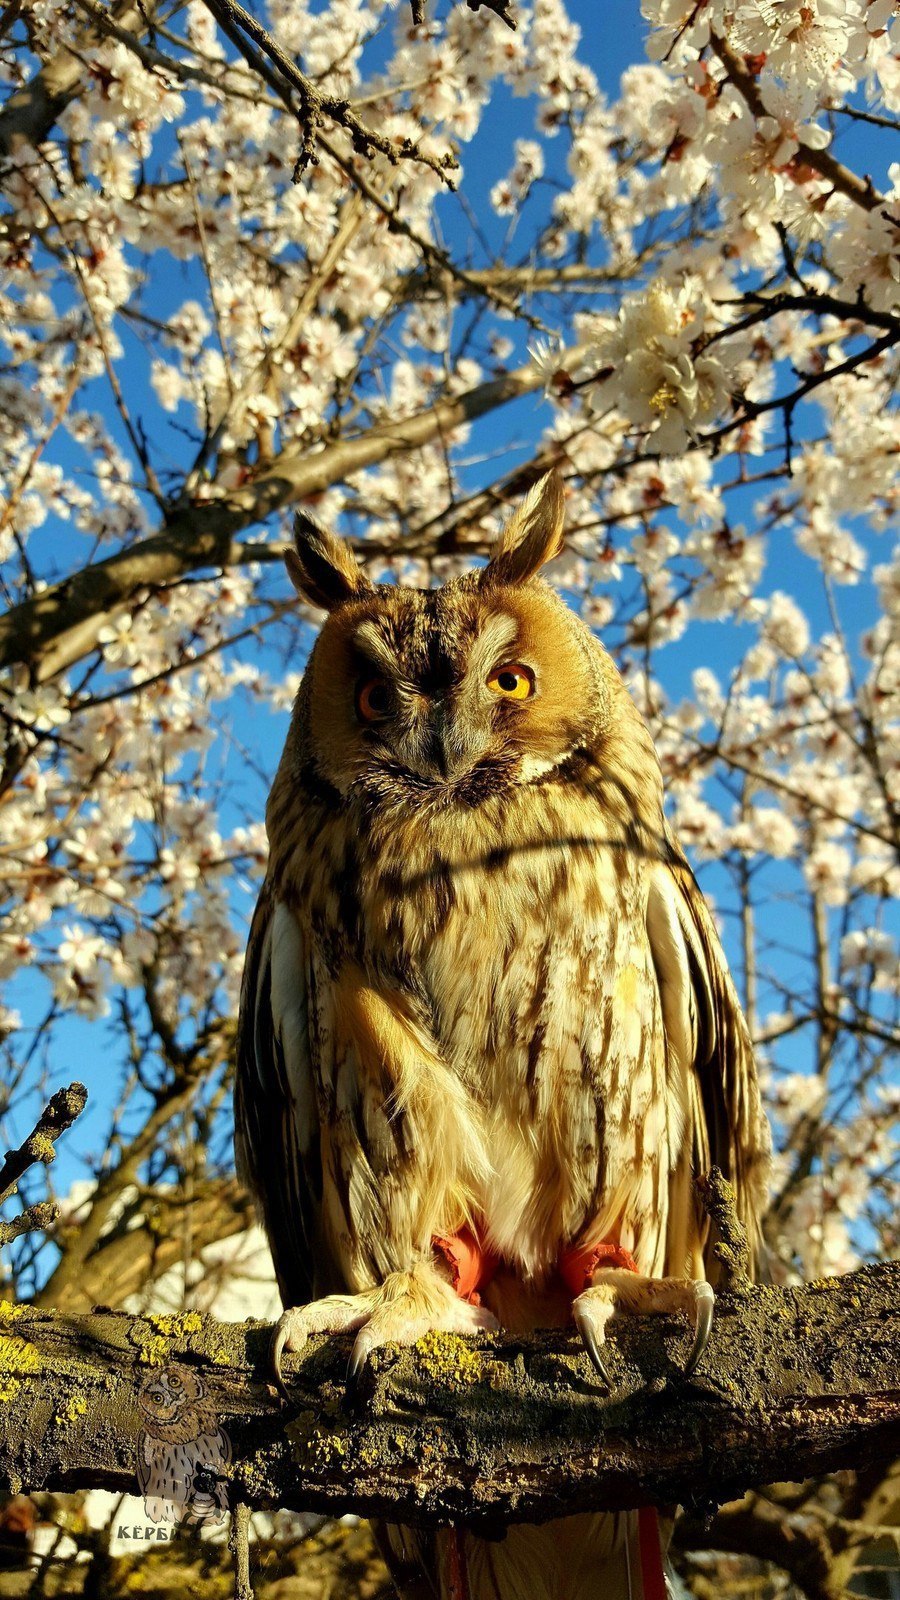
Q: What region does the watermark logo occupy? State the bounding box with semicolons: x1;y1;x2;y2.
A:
132;1363;231;1531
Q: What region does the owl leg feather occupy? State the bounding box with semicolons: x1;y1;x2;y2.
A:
272;1264;498;1394
573;1268;714;1386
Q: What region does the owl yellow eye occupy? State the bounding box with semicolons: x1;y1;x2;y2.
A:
487;663;535;701
357;677;392;722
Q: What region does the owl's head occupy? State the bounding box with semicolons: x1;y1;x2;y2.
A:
284;473;619;805
137;1364;205;1431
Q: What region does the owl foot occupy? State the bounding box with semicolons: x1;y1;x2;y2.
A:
271;1270;498;1394
272;1293;373;1394
573;1268;714;1386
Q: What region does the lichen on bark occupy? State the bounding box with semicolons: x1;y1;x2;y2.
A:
0;1263;897;1529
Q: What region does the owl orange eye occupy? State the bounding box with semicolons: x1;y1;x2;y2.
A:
487;663;535;701
357;677;392;722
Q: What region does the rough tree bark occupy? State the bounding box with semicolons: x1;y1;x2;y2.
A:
1;1262;897;1529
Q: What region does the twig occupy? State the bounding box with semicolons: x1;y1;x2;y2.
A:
467;0;517;26
70;0;263;100
230;1501;254;1600
0;369;80;543
832;104;900;133
0;1199;58;1246
318;135;548;331
0;1082;87;1208
177;133;236;399
184;192;366;495
410;0;516;27
201;0;457;182
0;1082;87;1247
695;1168;752;1295
19;174;168;512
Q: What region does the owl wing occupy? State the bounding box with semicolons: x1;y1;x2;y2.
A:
647;826;770;1278
135;1433;154;1497
189;1428;232;1469
235;882;329;1308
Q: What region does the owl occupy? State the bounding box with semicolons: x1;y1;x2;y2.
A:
136;1365;231;1526
235;472;770;1600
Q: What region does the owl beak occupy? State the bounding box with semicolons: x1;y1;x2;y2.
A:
425;705;471;781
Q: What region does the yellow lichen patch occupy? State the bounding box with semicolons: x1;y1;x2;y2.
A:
130;1328;171;1367
55;1392;89;1426
0;1300;24;1321
129;1311;202;1366
202;1338;235;1366
28;1132;57;1163
0;1334;40;1375
0;1377;22;1403
147;1312;202;1337
140;1339;170;1366
415;1331;484;1387
288;1422;351;1468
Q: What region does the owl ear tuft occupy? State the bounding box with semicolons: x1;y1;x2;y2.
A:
483;470;566;586
286;510;372;612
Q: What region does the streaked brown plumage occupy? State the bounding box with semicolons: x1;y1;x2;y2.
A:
235;473;770;1600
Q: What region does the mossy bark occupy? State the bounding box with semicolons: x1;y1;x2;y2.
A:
1;1263;897;1529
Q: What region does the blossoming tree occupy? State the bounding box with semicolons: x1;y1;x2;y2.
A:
0;0;898;1593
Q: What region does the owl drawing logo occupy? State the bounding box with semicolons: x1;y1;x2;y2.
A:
136;1364;231;1526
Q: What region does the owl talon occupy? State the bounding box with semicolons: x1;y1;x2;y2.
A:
683;1280;715;1377
271;1323;291;1398
270;1277;498;1397
573;1303;612;1387
269;1295;374;1394
573;1269;715;1388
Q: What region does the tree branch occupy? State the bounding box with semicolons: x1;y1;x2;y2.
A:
0;1;143;158
0;1083;87;1247
2;1264;897;1525
0;362;541;683
709;34;883;213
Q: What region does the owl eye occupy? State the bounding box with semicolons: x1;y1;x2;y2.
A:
357;677;393;722
487;663;535;701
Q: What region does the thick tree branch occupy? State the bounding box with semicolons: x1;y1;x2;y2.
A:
2;1264;897;1526
0;1;143;159
42;1176;256;1314
0;363;541;683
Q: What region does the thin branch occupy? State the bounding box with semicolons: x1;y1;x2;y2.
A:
0;367;81;542
0;1082;87;1209
465;0;517;26
0;1082;87;1246
318;134;548;330
201;0;457;182
411;0;517;25
20;177;168;511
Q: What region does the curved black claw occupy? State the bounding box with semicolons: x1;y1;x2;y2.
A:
683;1281;715;1377
573;1304;612;1387
346;1340;368;1389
